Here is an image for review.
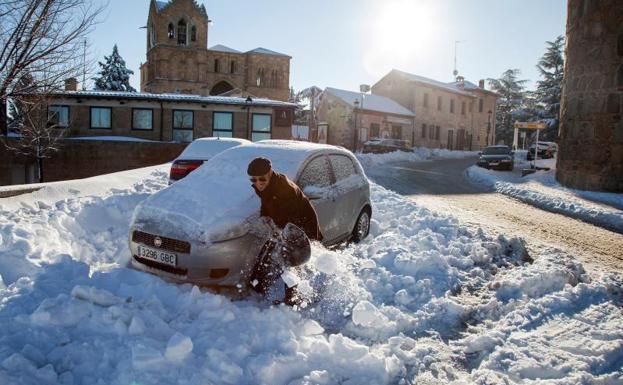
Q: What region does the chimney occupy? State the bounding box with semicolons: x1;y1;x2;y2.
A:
478;79;485;89
65;78;78;91
456;75;465;88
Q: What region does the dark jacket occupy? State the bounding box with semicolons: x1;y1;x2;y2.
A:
253;171;323;241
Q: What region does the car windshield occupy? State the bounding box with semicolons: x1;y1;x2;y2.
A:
482;147;510;155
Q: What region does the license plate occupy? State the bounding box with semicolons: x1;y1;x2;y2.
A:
137;245;177;267
490;162;499;166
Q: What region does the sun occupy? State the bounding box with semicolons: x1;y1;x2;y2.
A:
363;1;438;76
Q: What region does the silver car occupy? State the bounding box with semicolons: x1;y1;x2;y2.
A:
129;140;372;287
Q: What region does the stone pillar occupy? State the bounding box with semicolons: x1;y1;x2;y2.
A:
557;0;623;192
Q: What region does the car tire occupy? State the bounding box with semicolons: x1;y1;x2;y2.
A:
352;208;371;243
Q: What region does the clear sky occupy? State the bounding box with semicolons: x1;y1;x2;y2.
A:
87;0;567;93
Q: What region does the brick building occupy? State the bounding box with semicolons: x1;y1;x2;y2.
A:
372;69;498;150
140;0;290;101
315;87;416;151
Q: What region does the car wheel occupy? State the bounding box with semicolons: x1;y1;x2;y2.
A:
352;209;371;243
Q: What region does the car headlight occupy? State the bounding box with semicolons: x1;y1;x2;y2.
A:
209;222;250;243
501;159;511;162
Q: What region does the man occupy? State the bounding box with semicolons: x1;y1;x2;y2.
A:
247;157;322;305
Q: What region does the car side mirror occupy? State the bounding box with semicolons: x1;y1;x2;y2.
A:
303;186;326;200
478;152;482;156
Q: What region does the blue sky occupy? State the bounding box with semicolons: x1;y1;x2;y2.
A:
88;0;567;93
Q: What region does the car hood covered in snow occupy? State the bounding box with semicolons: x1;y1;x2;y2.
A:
132;141;350;242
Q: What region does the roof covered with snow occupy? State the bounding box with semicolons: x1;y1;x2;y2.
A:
176;137;251;160
325;87;415;117
209;45;242;54
246;47;291;58
49;90;297;108
391;70;475;97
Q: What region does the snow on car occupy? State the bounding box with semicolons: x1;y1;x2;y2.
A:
130;140;372;287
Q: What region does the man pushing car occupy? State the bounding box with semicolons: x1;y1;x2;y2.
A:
246;157;323;306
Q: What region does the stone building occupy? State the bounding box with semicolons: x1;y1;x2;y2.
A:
140;0;290;101
372;69;498;150
44;79;295;143
556;0;623;192
315;87;415;151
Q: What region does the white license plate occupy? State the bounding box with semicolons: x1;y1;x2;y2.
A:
490;162;499;166
137;245;177;267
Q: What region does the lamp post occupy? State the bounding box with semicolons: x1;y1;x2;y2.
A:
486;109;492;146
245;96;253;140
353;99;359;152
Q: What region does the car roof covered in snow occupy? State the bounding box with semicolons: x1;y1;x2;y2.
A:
176;137;251;161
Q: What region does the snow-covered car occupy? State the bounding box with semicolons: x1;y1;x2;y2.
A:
129;140;372;287
361;138;412;154
527;141;557;160
476;145;515;171
169;137;251;183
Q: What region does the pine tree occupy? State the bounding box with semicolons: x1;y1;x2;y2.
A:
93;45;136;92
488;69;528;145
535;35;564;140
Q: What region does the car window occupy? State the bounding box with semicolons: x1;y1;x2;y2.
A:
329;154;356;182
298;155;332;189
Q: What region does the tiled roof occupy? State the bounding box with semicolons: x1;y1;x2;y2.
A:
50;90;297;108
325;87;415;117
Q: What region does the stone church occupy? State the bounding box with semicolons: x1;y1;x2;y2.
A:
140;0;290;101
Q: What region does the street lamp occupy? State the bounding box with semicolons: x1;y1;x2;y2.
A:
353;99;359;151
245;96;253;140
486;109;492;146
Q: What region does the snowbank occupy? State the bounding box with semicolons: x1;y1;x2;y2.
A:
356;147;477;168
0;164;621;384
466;155;623;233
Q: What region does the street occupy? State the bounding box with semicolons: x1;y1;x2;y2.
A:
366;156;623;275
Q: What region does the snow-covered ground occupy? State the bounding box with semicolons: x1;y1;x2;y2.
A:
356;147;477;169
0;164;622;384
466;152;623;234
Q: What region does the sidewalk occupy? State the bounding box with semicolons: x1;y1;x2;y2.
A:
466;152;623;234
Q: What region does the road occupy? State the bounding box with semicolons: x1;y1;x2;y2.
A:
366;156;623;275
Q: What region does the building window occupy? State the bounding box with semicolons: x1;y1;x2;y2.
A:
214;59;220;73
370;123;380;138
230;61;236;74
469;101;473;113
213;112;233;137
132;108;153;130
172;110;193;142
177;19;187;45
251;113;271;141
391;125;402;139
49;105;69;128
461;101;466;115
190;26;197;42
168;23;174;39
450;99;455;113
479;98;484;113
437;96;442;111
90;107;111;129
435;125;440;140
256;69;264;87
429;124;435;140
421;123;427;138
423;93;429;108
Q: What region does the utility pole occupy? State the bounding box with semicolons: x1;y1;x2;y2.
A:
453;40;465;80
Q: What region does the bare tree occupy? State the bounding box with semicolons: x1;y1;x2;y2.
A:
0;0;105;182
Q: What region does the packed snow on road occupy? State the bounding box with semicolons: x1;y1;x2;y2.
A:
0;163;621;385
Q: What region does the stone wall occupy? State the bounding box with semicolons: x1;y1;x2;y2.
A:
0;139;187;185
557;0;623;191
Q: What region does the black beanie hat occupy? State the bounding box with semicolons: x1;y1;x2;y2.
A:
247;157;272;176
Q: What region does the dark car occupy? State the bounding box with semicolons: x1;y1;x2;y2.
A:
476;145;514;171
362;138;412;154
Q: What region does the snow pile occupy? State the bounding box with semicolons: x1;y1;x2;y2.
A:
466;156;623;233
357;147;477;168
0;164;621;384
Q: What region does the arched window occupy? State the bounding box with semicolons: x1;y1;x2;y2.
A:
191;26;197;42
177;19;187;45
168;23;174;39
256;69;264;87
149;23;155;47
214;59;220;73
230;61;236;74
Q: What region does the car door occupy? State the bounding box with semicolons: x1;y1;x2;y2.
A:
328;154;362;240
296;154;339;243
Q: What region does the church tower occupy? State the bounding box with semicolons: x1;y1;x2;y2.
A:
140;0;290;101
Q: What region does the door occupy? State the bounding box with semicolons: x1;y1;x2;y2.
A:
328;154;362;240
447;130;454;150
296;155;338;242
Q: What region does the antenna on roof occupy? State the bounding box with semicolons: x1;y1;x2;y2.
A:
453;40;465;80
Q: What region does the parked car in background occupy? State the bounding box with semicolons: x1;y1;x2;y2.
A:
527;141;557;160
476;145;515;171
130;140;372;288
169;137;250;183
362;138;412;154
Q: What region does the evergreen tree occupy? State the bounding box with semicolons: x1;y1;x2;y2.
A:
93;45;136;92
488;69;528;145
535;35;565;140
